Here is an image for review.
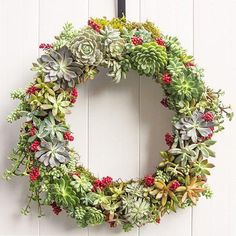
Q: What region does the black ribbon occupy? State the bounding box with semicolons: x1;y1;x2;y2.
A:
118;0;126;18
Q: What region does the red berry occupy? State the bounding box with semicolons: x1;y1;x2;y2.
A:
162;73;172;85
92;179;103;191
88;20;101;32
131;36;143;46
160;98;169;108
71;88;78;98
64;131;74;141
156;38;165;46
39;43;52;49
30;140;40;152
165;133;174;147
202;112;214;122
185;61;195;67
101;176;113;187
26;85;38;95
29;167;40;181
144;175;155;187
169;180;180;191
50;202;62;215
156;218;161;224
29;127;37;136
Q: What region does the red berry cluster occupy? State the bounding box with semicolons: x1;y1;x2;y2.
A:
162;73;172;85
88;19;101;32
160;98;169;108
131;36;143;46
156;218;161;224
185;61;195;68
165;133;174;147
169;180;180;191
92;176;113;191
30;140;40;152
144;175;155;187
64;131;74;141
29;127;37;136
26;85;38;95
202;112;214;122
29;167;40;181
39;43;53;49
156;38;165;46
70;88;78;104
50;202;62;215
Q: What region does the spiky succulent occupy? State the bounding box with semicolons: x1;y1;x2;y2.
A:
71;29;103;66
175;110;214;143
130;42;167;76
33;46;81;88
35;139;70;167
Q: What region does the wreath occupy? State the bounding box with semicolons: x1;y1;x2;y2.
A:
4;17;233;232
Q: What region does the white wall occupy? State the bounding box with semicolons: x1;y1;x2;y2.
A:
0;0;236;236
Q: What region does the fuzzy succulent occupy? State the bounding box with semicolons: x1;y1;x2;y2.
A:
33;46;81;88
70;29;103;66
130;42;167;76
35;139;70;167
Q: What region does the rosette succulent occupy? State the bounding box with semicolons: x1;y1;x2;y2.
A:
35;139;70;167
33;46;81;88
130;42;167;76
71;29;103;66
175;110;214;143
165;71;205;105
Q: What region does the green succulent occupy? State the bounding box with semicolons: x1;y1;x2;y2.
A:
71;206;104;227
191;159;215;177
100;26;121;46
33;46;81;88
130;42;167;76
53;23;78;49
70;175;93;194
35;139;70;167
166;71;205;105
169;143;197;166
167;57;185;78
121;194;151;226
50;177;78;208
134;27;152;43
28;113;68;142
155;169;171;183
125;182;144;198
105;58;130;83
194;139;216;158
71;29;103;66
41;93;70;121
175;111;214;143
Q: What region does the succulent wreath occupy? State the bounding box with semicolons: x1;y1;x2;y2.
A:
4;17;233;232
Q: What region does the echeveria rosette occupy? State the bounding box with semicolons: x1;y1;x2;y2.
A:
4;18;233;232
35;139;70;167
70;29;103;66
174;110;214;143
130;42;168;76
165;71;205;109
33;46;82;88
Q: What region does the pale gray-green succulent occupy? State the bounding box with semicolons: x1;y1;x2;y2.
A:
71;29;103;66
35;139;70;167
33;46;81;88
